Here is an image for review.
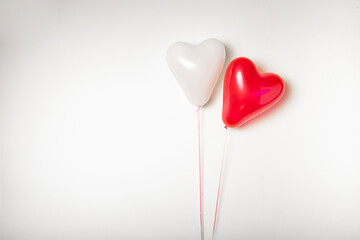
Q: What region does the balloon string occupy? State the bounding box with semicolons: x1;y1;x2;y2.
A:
196;107;203;240
212;126;228;240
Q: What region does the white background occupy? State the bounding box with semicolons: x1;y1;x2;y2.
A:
1;0;360;239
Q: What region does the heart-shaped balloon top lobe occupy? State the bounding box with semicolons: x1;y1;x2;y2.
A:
167;38;226;106
222;57;285;128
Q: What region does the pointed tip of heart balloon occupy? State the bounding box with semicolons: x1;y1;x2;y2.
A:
167;39;226;107
222;57;285;128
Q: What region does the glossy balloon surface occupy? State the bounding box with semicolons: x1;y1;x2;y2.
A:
222;57;285;128
167;39;225;106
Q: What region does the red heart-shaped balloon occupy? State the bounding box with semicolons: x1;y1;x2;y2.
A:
222;57;285;128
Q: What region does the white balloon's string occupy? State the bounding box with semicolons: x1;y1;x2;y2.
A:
212;127;229;240
195;107;203;240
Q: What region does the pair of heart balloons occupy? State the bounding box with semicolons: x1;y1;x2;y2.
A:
167;38;285;127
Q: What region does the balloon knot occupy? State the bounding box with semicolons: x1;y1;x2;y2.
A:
224;126;228;129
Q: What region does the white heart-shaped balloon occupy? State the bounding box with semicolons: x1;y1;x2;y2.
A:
167;38;226;107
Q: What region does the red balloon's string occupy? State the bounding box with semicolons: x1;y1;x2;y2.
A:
212;126;228;240
196;107;203;240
